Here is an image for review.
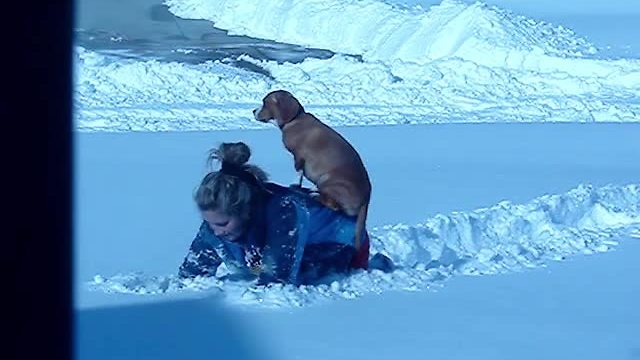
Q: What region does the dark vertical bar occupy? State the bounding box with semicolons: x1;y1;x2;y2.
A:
6;1;73;359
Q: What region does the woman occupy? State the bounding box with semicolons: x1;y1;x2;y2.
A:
178;142;370;285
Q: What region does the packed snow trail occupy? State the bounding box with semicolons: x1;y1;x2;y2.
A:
88;183;640;308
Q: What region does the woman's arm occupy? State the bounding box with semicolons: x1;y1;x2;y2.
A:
178;222;224;278
179;221;256;279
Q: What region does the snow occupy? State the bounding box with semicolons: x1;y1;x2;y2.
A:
74;122;640;358
252;239;640;360
74;0;640;132
74;46;640;131
86;182;639;308
77;238;640;360
75;123;640;308
167;0;600;64
75;0;640;359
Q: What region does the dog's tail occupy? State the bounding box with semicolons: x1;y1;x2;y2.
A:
354;202;369;251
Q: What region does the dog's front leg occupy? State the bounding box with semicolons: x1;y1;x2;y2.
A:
293;153;305;172
291;153;305;188
294;154;305;179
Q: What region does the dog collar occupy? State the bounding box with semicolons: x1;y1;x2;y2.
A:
279;106;306;130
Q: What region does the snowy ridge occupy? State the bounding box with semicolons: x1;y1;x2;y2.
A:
88;183;640;308
76;0;640;131
74;47;640;132
166;0;596;68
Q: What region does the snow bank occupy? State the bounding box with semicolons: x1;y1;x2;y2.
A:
74;46;640;132
73;0;640;131
165;0;640;77
166;0;596;67
88;183;640;308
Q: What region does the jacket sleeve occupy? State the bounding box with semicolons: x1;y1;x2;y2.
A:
178;221;223;278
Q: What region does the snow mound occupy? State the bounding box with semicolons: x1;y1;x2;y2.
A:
88;183;640;308
74;47;640;132
166;0;596;67
75;0;640;131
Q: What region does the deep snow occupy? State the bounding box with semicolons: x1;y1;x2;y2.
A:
75;123;640;360
75;123;640;309
77;236;640;360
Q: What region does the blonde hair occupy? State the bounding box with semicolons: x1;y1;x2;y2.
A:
194;142;268;221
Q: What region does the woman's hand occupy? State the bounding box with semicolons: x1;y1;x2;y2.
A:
245;245;263;275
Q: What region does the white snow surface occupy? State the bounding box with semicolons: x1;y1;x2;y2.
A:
75;1;640;356
75;0;640;132
166;0;597;65
88;183;640;309
74;46;640;131
75;1;640;357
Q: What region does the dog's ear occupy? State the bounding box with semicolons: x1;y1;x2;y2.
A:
274;92;302;123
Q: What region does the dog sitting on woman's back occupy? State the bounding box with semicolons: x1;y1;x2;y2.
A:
253;90;371;250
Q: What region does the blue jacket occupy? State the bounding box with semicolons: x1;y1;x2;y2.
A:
179;182;368;284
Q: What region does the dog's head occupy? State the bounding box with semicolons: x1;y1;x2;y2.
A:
253;90;303;128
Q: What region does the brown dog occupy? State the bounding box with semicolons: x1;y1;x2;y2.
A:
253;90;371;250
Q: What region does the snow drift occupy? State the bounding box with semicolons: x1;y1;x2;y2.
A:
88;183;640;308
166;0;595;66
74;46;640;132
73;0;640;131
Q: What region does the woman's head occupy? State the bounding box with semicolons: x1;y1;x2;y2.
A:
194;142;268;241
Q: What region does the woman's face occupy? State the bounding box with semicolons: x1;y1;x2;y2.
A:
202;209;245;242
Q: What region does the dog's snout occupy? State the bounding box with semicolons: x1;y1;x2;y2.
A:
253;106;264;121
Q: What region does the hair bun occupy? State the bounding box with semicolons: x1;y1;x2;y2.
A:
212;142;251;165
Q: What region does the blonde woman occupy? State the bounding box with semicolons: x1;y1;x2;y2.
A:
178;142;384;285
